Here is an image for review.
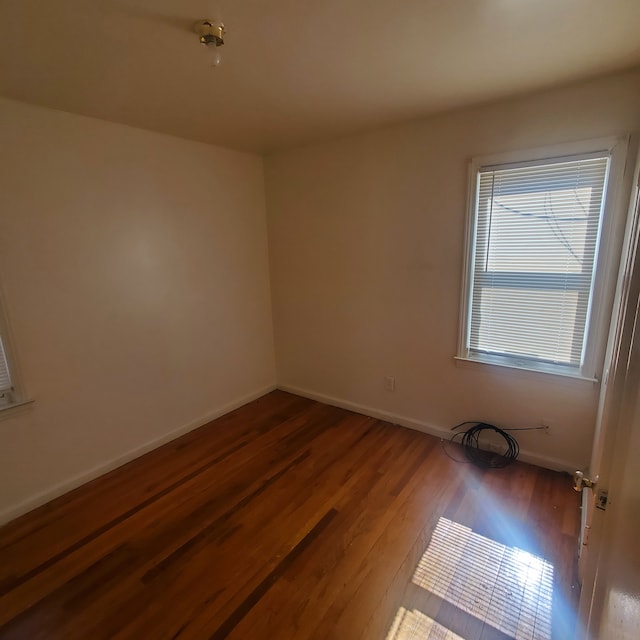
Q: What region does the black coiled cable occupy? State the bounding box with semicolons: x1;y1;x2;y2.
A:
450;421;520;468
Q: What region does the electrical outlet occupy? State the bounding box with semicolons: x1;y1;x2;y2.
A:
384;376;395;392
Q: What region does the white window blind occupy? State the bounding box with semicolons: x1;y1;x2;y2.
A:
467;154;609;372
0;335;12;392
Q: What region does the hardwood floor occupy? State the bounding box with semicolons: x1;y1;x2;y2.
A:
0;391;581;639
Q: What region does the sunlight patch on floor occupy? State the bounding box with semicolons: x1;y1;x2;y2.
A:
411;517;553;640
386;606;466;640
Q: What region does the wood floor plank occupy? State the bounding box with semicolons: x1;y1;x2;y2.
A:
222;426;437;639
0;391;581;640
306;446;468;640
50;413;386;640
0;400;334;628
119;417;394;640
0;392;312;580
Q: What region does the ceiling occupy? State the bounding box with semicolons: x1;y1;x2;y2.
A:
1;0;639;153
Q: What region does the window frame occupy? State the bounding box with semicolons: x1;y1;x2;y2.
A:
0;279;28;412
457;136;629;381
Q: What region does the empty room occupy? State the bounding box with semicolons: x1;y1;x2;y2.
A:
1;1;640;639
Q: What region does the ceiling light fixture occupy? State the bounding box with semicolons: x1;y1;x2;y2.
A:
195;19;225;67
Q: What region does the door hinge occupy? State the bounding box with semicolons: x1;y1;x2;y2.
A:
574;470;598;493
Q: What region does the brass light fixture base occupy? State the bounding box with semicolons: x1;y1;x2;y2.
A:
195;20;225;47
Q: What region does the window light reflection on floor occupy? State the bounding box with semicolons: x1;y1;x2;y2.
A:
407;517;554;640
386;607;466;640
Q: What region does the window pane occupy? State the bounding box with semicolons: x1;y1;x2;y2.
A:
0;336;12;392
473;287;581;364
487;187;594;274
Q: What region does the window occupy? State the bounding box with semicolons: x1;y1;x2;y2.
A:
458;139;627;379
0;336;12;398
0;290;24;409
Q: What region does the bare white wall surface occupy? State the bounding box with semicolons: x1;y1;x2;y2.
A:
265;69;640;471
0;98;276;523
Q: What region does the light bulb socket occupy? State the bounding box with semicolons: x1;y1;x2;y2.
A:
196;20;225;47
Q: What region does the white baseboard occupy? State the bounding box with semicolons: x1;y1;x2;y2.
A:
277;384;575;474
0;384;277;526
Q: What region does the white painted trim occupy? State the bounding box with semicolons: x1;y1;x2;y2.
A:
0;398;35;416
278;384;576;473
457;157;479;361
454;355;598;383
0;383;276;525
473;136;624;169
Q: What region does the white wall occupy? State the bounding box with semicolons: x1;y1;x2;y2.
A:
265;69;640;472
0;99;276;523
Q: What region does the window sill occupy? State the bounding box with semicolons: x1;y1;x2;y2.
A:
454;355;598;383
0;398;35;418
